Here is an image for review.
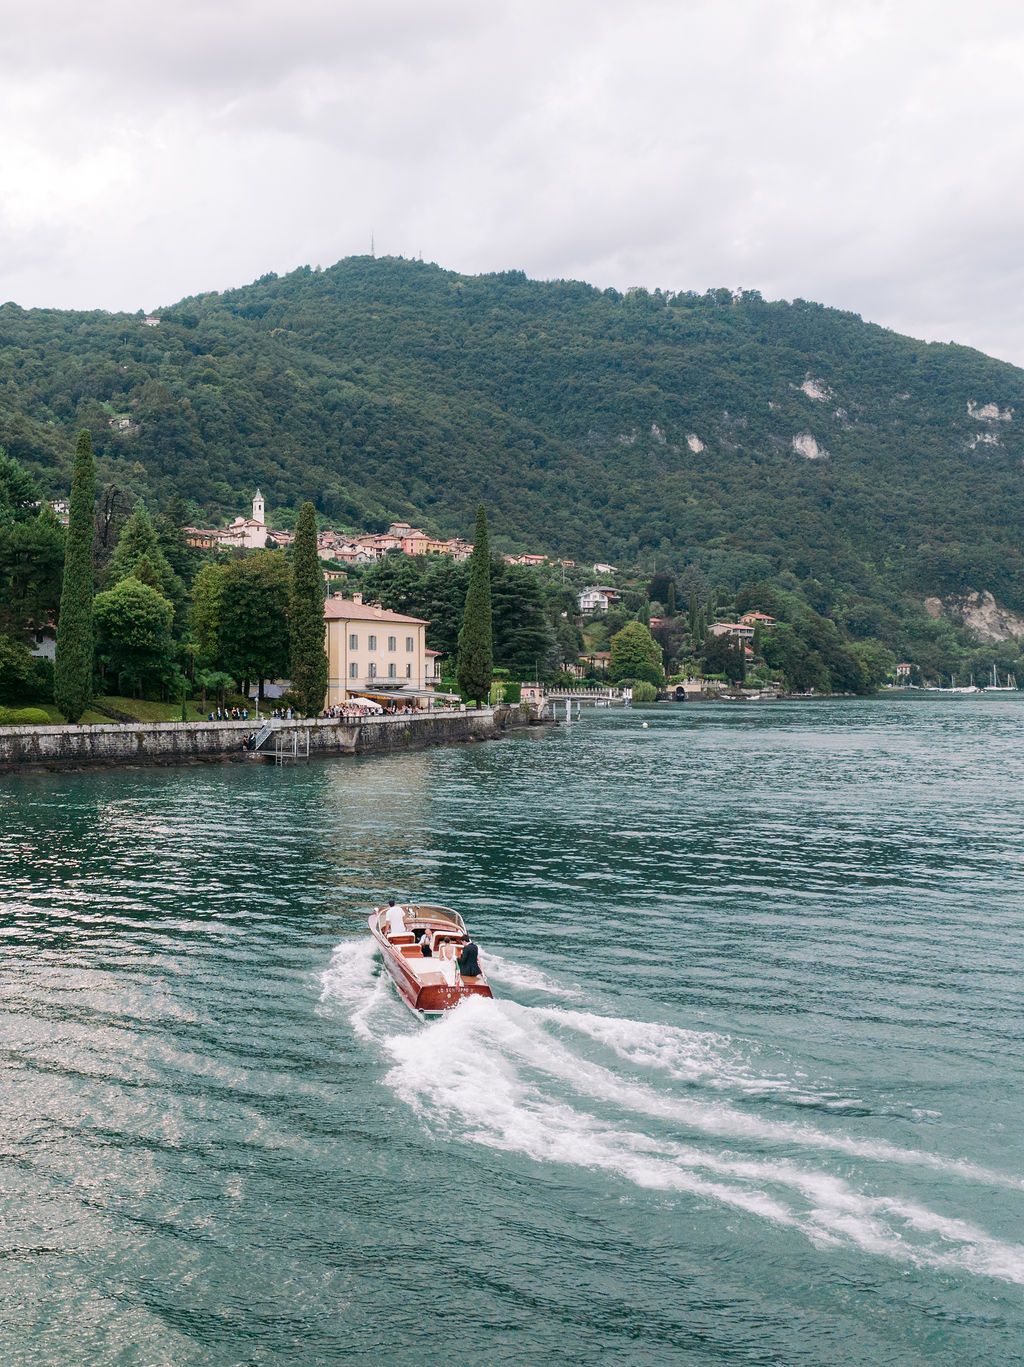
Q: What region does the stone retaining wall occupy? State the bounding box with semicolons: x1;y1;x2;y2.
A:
0;706;534;773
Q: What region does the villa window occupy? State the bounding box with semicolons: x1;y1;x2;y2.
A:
406;664;412;678
388;663;396;678
349;632;358;650
368;663;377;679
388;635;396;651
406;636;414;651
349;662;358;678
368;634;377;650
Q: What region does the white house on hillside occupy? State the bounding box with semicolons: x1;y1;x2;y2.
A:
578;585;621;615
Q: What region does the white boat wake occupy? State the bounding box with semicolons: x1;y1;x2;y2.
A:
319;941;1024;1286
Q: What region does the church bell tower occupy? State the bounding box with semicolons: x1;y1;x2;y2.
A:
252;488;265;525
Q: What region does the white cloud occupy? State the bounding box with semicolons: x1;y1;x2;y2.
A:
2;0;1024;364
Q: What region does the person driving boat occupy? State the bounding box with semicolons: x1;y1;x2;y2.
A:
385;899;406;937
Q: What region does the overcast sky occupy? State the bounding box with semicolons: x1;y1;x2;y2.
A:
3;0;1023;363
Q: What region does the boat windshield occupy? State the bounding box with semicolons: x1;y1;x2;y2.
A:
376;903;467;935
404;904;466;932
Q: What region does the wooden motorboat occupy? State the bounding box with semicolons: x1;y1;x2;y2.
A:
368;903;493;1016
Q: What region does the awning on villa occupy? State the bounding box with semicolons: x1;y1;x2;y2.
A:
348;687;454;702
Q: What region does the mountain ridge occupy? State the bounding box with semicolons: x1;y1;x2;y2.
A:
1;255;1022;625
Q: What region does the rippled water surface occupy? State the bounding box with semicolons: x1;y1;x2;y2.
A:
2;698;1023;1365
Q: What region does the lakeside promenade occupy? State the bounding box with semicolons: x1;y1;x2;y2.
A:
0;705;535;773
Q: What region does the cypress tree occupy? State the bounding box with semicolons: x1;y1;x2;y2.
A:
54;431;96;722
289;501;328;715
456;504;493;705
666;580;677;616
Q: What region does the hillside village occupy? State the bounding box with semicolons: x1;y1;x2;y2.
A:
171;489;1016;697
183;491;577;570
4;459;1018;730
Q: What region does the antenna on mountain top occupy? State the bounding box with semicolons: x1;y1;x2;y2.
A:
371;232;375;258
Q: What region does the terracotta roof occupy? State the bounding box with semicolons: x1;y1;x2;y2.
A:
324;596;427;625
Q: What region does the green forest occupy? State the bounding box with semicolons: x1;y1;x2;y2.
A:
0;254;1022;691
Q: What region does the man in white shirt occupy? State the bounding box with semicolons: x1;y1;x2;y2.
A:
385;898;406;936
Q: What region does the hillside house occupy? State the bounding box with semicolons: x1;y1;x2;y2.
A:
707;622;756;642
578;585;621;615
388;521;432;555
580;650;613;675
184;528;219;550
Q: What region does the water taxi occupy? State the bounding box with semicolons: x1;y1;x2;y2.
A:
368;903;493;1016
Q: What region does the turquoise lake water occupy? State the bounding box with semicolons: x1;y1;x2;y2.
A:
2;698;1023;1365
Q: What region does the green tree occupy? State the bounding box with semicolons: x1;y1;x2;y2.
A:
189;562;226;668
219;551;291;697
761;623;829;692
154;497;200;585
54;431;96;722
0;634;41;703
610;620;663;686
851;639;896;692
94;577;175;696
702;631;748;683
456;505;493;703
492;559;554;676
0;502;65;635
108;504;184;613
289;501;328;715
0;450;39;523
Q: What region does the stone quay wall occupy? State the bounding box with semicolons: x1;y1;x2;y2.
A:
0;706;535;774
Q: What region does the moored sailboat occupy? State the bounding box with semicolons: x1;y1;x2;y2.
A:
983;665;1018;692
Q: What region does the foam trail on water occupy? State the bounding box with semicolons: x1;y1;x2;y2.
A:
541;1007;805;1096
483;951;582;998
502;1004;1023;1190
318;938;389;1040
380;997;1024;1285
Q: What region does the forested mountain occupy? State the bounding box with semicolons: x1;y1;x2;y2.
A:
2;255;1023;626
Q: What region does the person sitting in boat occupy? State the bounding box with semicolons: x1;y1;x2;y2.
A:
384;899;406;937
419;931;433;958
456;939;480;978
437;939;456;961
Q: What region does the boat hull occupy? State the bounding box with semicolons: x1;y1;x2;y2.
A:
369;910;493;1015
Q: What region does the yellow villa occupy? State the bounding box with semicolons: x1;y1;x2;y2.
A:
324;593;443;708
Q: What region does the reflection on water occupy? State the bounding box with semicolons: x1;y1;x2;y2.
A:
2;698;1024;1366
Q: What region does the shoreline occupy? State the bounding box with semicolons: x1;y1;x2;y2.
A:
0;705;539;775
